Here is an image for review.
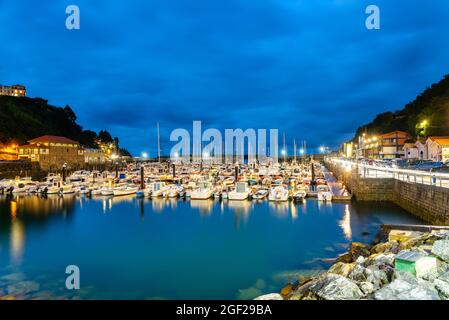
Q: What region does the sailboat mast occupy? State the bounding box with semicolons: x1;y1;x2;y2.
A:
157;122;161;163
294;138;297;164
283;132;286;163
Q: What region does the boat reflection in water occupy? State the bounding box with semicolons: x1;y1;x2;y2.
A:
227;199;251;228
190;199;213;216
0;195;425;300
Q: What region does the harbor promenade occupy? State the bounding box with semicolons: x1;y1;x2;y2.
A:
326;158;449;225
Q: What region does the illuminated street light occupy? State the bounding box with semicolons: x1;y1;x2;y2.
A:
141;152;148;159
299;148;305;155
319;146;325;153
281;149;286;156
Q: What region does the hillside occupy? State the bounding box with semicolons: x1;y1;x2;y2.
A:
354;74;449;139
0;95;131;156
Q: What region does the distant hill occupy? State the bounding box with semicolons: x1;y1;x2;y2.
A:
0;96;131;156
354;74;449;140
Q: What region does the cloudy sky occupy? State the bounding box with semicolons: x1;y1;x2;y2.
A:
1;0;448;156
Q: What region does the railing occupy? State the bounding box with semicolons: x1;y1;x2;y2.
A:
329;158;449;189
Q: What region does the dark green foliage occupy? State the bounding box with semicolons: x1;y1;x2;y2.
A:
119;148;132;157
354;74;449;140
0;96;129;154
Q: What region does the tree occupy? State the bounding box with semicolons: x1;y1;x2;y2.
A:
64;105;77;123
98;130;113;143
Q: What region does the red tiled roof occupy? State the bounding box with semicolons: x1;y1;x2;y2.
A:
429;136;449;146
28;135;79;144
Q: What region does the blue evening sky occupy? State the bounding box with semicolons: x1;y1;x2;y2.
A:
1;0;448;156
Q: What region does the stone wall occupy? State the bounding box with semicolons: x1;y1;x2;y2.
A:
393;180;449;225
325;161;449;225
350;177;395;201
0;161;46;180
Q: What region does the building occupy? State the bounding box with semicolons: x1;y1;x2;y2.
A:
18;135;84;169
425;137;449;162
403;143;419;160
342;142;355;158
84;148;106;164
0;143;18;161
415;139;428;160
356;131;411;159
0;84;26;97
379;131;411;159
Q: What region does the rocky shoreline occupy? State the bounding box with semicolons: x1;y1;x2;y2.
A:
256;228;449;300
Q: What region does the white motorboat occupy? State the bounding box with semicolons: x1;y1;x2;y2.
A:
228;182;250;201
268;185;289;202
252;188;269;200
101;186;114;196
190;182;213;200
317;185;333;202
60;184;75;194
146;182;167;198
113;185;139;196
292;188;307;202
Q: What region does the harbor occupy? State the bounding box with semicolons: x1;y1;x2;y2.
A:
2;157;444;300
0;160;347;203
2;0;449;305
0;178;424;300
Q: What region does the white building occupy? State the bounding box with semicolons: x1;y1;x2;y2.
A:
415;140;427;160
403;143;419;160
425;137;449;162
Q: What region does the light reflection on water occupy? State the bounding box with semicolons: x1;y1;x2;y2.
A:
0;194;424;300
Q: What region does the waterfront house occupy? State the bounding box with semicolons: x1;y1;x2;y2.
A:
425;136;449;162
0;84;26;97
18;135;85;170
379;131;411;159
403;142;419;160
415;139;428;160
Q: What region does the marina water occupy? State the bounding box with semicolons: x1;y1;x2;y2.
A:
0;195;424;299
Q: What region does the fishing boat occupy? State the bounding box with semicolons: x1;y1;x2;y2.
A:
190;182;213;200
268;185;289;202
228;182;250;201
317;184;333;202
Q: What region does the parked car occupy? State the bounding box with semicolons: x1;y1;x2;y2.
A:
412;161;442;171
391;159;408;169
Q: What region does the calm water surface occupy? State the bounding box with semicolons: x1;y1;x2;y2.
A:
0;195;424;299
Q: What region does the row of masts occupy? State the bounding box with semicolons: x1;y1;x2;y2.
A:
155;123;307;163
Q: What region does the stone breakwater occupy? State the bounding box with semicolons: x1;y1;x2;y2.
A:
256;229;449;300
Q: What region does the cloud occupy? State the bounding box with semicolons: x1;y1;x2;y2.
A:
1;0;449;154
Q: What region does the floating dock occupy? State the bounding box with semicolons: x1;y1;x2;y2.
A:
322;167;352;201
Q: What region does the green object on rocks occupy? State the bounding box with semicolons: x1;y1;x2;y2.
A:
394;250;426;275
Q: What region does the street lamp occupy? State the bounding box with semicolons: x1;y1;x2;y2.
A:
319;146;325;153
141;152;148;159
